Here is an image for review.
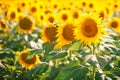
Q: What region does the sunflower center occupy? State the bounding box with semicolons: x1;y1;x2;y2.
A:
40;5;43;9
82;19;98;37
48;16;54;23
63;24;75;41
10;12;16;19
82;2;86;7
31;7;37;13
111;21;118;28
19;17;33;30
21;2;25;7
89;3;93;8
17;8;21;12
54;4;57;9
45;10;51;14
21;52;37;64
4;11;8;17
99;12;104;19
45;26;57;42
0;21;6;28
40;15;44;20
62;14;68;21
114;4;118;8
73;12;79;19
106;8;109;14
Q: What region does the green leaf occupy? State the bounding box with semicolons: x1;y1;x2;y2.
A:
56;66;89;80
4;38;22;50
55;69;71;80
46;51;67;61
111;68;120;77
55;61;80;80
69;41;80;51
40;71;50;80
114;50;120;56
26;63;49;79
64;60;80;69
0;49;14;59
48;67;60;80
27;49;43;59
43;42;56;54
113;41;120;48
65;66;89;80
50;51;67;60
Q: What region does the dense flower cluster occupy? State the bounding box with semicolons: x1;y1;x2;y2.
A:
0;0;120;80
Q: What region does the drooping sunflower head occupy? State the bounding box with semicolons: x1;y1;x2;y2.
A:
108;17;120;33
0;20;8;32
18;16;34;34
54;22;76;49
18;49;40;70
41;24;58;43
74;13;105;45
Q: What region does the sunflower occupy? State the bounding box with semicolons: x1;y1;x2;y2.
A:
17;12;26;21
112;1;120;11
0;20;8;32
37;1;46;10
44;12;57;24
50;0;61;11
18;16;34;34
57;10;72;23
108;17;120;33
0;1;5;9
86;1;96;12
95;7;107;21
41;24;58;43
17;1;29;13
5;7;19;22
79;0;88;11
18;49;40;70
60;1;74;10
105;5;113;18
54;22;76;49
74;13;105;45
44;9;52;15
71;9;81;21
28;2;39;17
35;12;46;26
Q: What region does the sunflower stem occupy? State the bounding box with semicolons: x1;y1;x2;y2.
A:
92;66;96;80
92;44;96;80
92;44;95;55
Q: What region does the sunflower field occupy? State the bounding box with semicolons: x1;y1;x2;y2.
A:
0;0;120;80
